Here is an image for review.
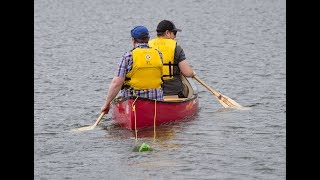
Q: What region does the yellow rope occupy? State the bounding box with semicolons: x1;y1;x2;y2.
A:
132;94;157;143
153;99;157;142
132;96;139;141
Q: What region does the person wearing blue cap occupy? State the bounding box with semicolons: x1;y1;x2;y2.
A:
149;20;196;98
101;26;164;114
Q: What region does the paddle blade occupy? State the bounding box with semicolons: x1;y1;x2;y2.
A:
216;93;242;108
71;125;95;132
71;112;105;132
192;76;242;108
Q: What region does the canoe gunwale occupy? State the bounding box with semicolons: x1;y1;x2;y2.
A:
111;94;198;106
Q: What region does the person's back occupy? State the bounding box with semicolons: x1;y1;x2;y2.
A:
149;20;195;98
101;26;164;115
123;43;163;96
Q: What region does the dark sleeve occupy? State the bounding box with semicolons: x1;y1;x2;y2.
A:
174;45;186;64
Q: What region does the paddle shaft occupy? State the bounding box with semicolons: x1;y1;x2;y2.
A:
193;75;242;108
193;76;221;97
92;112;106;127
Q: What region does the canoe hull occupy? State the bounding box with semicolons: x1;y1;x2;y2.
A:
111;96;199;130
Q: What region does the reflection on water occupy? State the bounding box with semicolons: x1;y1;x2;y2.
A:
102;115;200;152
102;116;196;141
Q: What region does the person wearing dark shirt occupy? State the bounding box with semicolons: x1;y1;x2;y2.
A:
149;20;195;98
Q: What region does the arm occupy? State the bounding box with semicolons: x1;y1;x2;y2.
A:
175;46;195;78
101;76;125;114
179;60;196;77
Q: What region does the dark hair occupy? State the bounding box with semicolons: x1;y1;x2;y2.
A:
156;30;177;37
157;31;165;37
134;36;150;43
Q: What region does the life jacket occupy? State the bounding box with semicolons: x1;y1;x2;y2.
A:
124;47;163;90
148;38;178;80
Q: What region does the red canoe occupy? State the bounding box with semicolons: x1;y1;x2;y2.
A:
110;76;199;130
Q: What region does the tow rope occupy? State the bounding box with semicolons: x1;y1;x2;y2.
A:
131;95;156;152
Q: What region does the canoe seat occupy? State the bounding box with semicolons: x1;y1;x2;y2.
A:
163;95;188;102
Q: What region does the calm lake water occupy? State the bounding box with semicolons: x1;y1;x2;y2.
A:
34;0;286;179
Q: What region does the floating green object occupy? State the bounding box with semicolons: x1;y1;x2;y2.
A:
138;143;151;152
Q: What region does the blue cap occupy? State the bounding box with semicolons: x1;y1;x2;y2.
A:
131;26;150;40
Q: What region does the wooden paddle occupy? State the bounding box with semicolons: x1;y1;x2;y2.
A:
72;112;106;132
193;76;242;108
